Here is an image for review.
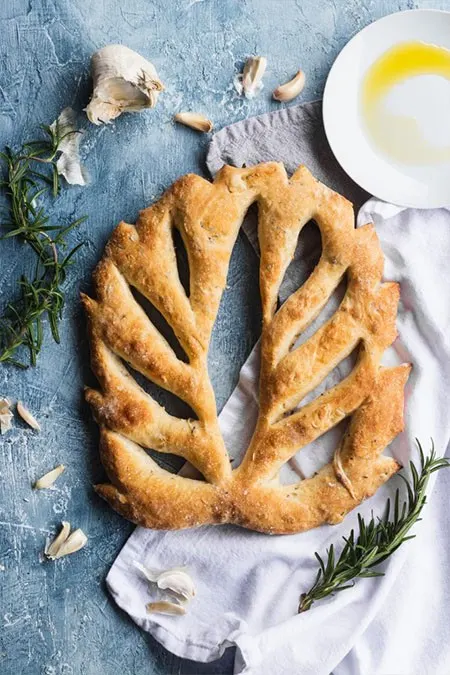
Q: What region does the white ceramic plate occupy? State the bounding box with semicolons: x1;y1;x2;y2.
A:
323;9;450;208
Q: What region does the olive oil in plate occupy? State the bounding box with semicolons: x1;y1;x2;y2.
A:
361;41;450;166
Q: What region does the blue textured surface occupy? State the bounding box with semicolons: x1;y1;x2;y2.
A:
0;1;447;673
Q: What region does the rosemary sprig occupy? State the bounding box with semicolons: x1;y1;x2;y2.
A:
0;120;86;367
299;441;449;613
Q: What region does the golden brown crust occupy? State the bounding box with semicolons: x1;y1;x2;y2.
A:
83;162;411;534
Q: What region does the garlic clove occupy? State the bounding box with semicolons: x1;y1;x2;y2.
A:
174;112;213;133
53;528;87;559
134;561;196;602
273;70;306;102
17;401;41;431
156;568;196;601
146;601;186;616
34;464;65;490
45;521;71;559
86;44;164;125
50;108;87;186
241;56;267;99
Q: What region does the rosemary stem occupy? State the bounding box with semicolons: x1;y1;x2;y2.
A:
0;121;86;367
298;441;449;613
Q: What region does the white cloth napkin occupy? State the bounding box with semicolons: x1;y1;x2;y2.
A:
107;105;450;674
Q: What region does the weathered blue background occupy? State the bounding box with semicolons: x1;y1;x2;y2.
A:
0;1;447;673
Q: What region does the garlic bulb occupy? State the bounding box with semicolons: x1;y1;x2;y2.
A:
86;44;164;125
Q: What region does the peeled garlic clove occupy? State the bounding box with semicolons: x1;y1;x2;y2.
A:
273;70;306;102
157;568;196;601
50;108;87;186
146;601;186;616
45;521;71;559
53;528;87;559
34;464;65;490
86;44;164;125
242;56;267;99
174;112;213;133
17;401;41;431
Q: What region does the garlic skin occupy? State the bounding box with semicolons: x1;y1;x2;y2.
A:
86;44;164;125
45;522;87;560
133;561;159;583
17;401;41;431
45;521;70;559
240;56;267;99
53;529;87;559
50;108;87;186
146;601;186;616
273;70;306;102
333;447;356;500
34;464;65;490
0;398;13;435
134;562;196;602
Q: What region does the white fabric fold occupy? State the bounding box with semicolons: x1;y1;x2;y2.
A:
107;104;450;674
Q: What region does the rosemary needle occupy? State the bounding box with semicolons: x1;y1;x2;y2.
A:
299;440;449;613
0;120;86;368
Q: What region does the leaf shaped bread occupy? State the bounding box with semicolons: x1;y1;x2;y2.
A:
82;162;411;534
